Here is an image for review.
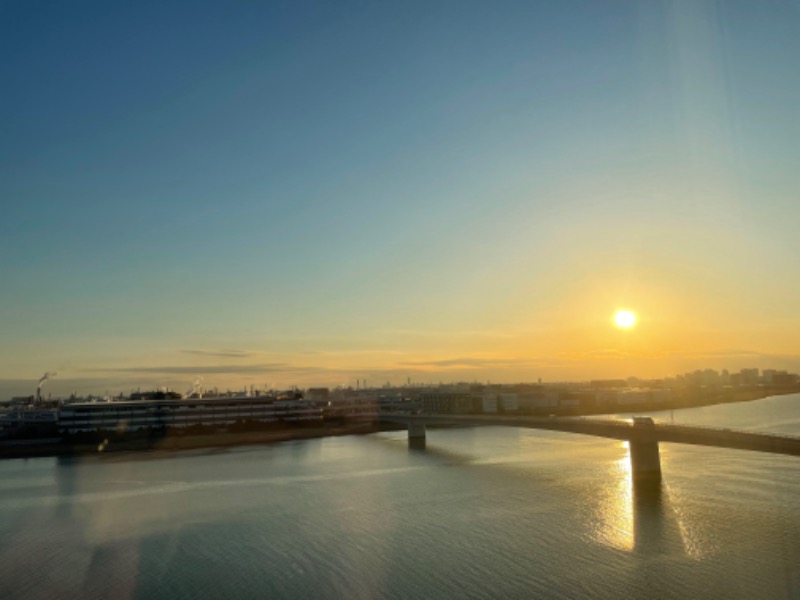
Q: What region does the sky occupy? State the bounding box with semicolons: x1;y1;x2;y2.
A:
2;0;800;396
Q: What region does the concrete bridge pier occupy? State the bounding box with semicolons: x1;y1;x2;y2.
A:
629;440;662;483
408;422;426;449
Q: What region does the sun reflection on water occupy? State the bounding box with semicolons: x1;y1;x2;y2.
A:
590;443;714;560
592;443;636;552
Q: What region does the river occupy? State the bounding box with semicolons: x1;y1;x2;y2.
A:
1;394;799;599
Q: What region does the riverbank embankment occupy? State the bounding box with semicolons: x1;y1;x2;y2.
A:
0;422;401;460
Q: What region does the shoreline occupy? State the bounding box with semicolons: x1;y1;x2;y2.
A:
554;385;800;418
0;422;400;461
2;387;798;461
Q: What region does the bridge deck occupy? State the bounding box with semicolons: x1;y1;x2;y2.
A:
379;413;800;457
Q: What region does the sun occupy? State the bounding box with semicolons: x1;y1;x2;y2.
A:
614;309;637;329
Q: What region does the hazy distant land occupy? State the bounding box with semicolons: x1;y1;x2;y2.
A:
2;382;798;460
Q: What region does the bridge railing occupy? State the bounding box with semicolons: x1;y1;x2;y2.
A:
391;412;800;441
581;417;800;440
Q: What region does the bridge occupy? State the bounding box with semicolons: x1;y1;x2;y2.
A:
379;413;800;482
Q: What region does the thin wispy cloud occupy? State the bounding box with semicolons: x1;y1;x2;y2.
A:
562;349;632;360
664;349;768;359
400;357;532;368
180;349;257;359
92;364;289;375
380;329;521;340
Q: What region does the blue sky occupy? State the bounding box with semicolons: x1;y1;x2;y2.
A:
2;0;800;395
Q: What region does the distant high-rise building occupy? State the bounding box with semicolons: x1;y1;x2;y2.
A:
740;368;760;385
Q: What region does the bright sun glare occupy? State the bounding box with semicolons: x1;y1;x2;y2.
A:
614;309;637;329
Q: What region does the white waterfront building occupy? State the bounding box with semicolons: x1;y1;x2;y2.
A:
58;396;323;435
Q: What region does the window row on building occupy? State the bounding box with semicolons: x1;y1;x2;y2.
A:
58;398;323;434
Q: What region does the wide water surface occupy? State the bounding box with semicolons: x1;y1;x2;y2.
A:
1;394;799;599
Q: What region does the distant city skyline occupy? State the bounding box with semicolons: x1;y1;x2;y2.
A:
2;1;799;395
2;361;797;400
